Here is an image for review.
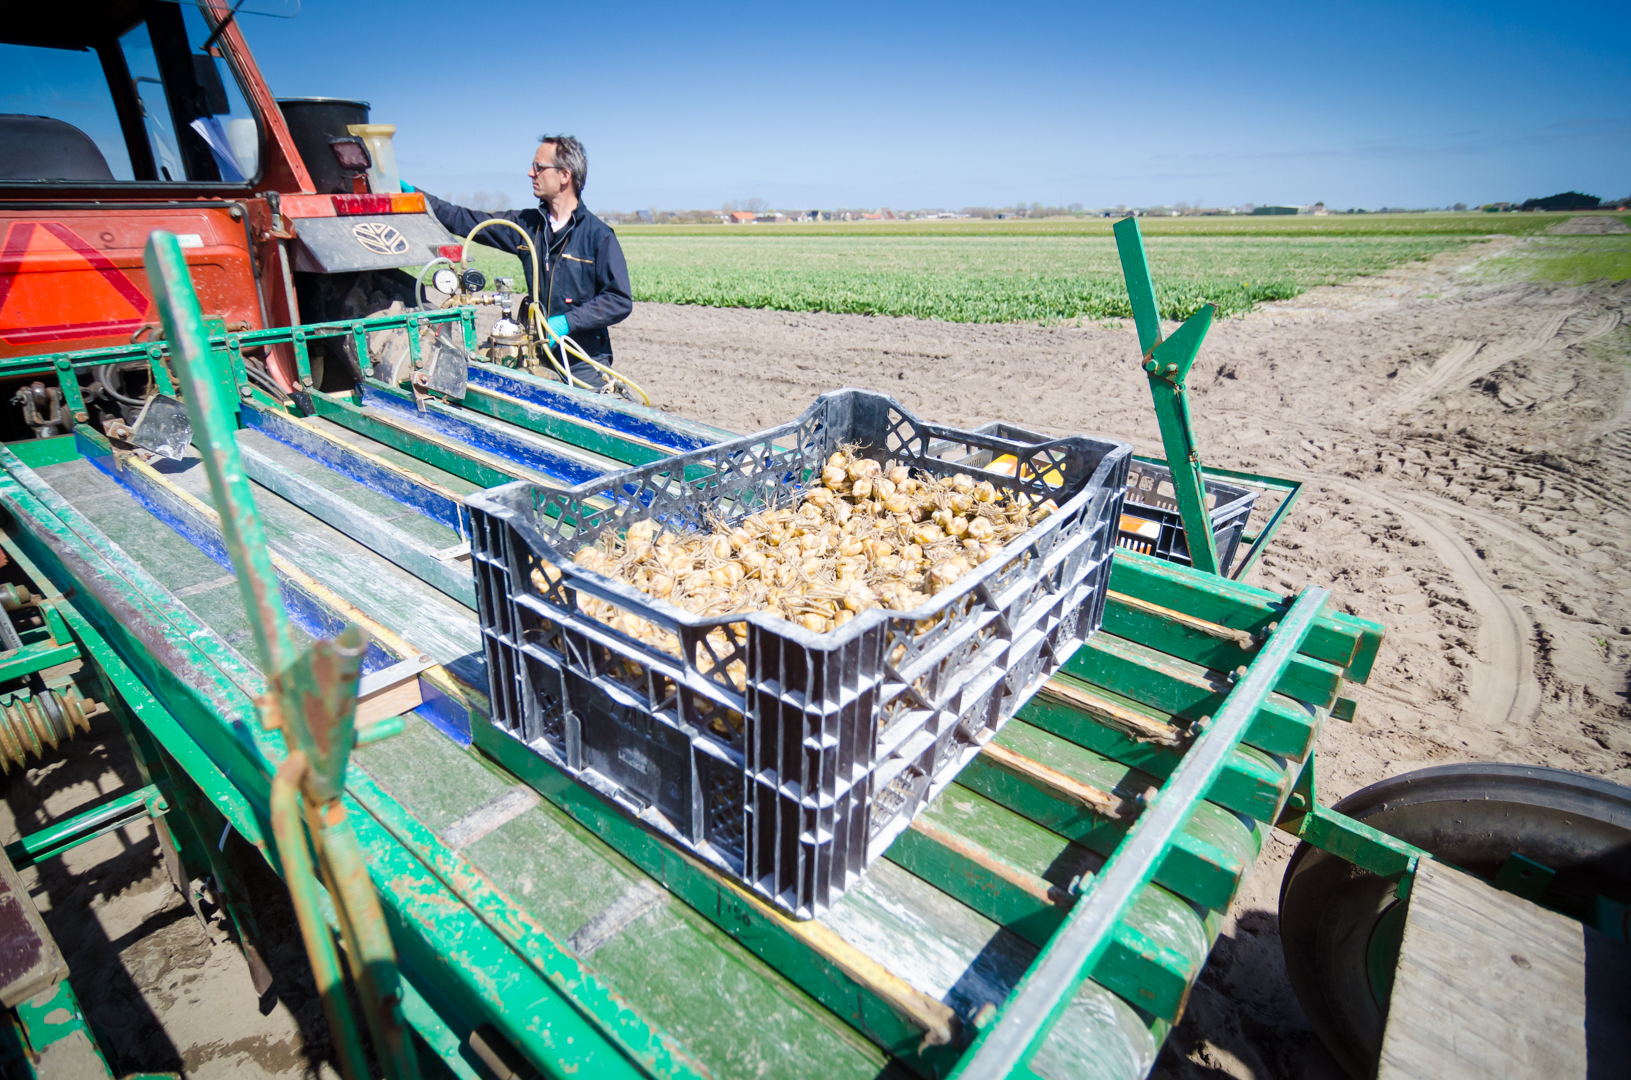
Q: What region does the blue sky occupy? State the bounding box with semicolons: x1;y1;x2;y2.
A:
241;0;1629;212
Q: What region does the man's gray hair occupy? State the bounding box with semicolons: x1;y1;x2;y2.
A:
539;134;587;197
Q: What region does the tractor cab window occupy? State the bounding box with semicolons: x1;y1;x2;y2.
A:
118;3;260;183
0;0;263;186
0;43;136;181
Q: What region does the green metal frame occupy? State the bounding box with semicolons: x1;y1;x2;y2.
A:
0;242;1416;1080
3;783;166;869
952;586;1331;1077
0;308;477;390
1274;758;1428;885
2;981;120;1080
1131;455;1305;581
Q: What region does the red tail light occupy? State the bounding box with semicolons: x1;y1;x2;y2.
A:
330;192;427;216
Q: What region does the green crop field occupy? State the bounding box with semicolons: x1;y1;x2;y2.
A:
618;233;1468;323
1477;231;1631;285
449;211;1620;324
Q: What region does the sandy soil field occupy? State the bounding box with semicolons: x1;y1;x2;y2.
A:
3;223;1625;1079
615;227;1630;1077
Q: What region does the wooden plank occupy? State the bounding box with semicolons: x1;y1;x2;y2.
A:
1110;549;1384;681
1378;859;1607;1080
1102;590;1345;707
1;846;68;1008
958;722;1261;911
1020;675;1294;824
1064;631;1321;761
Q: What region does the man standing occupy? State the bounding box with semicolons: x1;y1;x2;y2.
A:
419;135;632;388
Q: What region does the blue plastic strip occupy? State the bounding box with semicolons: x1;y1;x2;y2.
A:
85;452;404;677
241;403;468;535
466;363;722;453
358;385;607;487
414;675;472;746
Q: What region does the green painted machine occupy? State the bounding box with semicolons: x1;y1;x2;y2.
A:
1;223;1624;1080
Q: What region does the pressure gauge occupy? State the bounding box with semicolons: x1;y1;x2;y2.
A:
461;268;488;293
432;268;459;295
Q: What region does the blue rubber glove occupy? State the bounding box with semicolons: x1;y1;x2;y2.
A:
547;314;570;339
399;180;415;193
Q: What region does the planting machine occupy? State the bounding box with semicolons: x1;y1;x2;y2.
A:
2;4;1628;1079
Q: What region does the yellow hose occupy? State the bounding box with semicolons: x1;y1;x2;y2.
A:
458;217;649;404
459;219;539;302
529;305;652;406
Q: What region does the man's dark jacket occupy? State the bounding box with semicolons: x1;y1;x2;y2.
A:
424;193;631;362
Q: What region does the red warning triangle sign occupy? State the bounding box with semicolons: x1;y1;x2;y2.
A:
0;222;153;347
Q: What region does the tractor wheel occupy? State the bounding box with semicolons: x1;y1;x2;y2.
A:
1278;762;1631;1079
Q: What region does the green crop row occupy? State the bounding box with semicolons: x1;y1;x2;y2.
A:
616;234;1473;322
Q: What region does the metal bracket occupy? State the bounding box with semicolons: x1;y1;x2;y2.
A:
128;394;193;461
1113;217;1223;575
1275;754;1430;890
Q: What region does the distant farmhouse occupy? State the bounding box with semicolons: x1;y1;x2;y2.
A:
1251;204;1328;216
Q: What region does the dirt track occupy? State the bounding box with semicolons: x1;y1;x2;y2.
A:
618;229;1630;1077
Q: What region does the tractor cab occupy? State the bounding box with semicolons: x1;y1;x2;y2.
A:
0;0;452;441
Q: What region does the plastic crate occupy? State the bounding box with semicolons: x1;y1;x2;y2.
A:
1117;459;1258;575
468;389;1131;918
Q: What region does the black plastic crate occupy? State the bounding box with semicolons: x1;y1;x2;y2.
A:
1117;459;1258;575
468;389;1131;918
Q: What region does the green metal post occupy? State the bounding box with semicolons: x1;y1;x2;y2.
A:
144;343;178;397
144;232;297;680
293;329;314;388
1113;217;1223;575
143;230;419;1080
272;754;373;1080
51;358;87;422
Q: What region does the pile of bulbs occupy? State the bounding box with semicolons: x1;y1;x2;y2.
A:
534;450;1057;690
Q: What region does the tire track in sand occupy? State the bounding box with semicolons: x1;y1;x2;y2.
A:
1376;308;1577;420
1318;478;1542;733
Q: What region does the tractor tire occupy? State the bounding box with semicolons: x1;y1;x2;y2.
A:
1278;762;1631;1079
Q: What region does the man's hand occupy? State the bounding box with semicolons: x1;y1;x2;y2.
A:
399;181;416;193
547;314;570;339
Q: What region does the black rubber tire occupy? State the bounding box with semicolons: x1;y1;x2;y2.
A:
1279;762;1631;1079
